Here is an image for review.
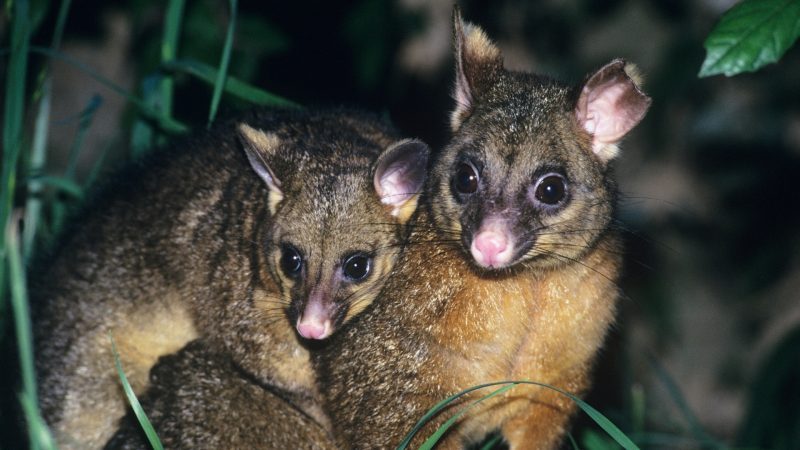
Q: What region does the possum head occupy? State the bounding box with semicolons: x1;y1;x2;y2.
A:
429;8;651;271
240;123;429;339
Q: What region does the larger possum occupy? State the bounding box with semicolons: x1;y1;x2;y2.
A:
31;108;428;449
312;9;650;449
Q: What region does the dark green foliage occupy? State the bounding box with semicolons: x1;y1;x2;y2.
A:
738;326;800;450
700;0;800;77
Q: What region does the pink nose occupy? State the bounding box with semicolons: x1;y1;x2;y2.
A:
470;231;510;268
297;317;331;340
296;301;332;340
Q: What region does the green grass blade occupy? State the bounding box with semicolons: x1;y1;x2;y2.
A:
130;75;161;158
1;0;32;285
160;0;186;119
478;434;504;450
648;356;726;449
50;0;73;50
397;381;509;449
208;0;237;127
109;334;164;450
399;380;639;450
28;46;189;134
7;215;56;449
163;58;300;108
63;94;102;180
19;393;58;450
23;80;51;261
24;0;76;260
27;175;83;199
83;139;115;190
567;433;580;450
418;383;518;450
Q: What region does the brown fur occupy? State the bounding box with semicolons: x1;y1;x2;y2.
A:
31;108;425;448
104;339;336;450
312;9;649;449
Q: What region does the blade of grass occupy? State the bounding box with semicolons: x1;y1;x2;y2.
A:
567;433;580;450
27;175;83;199
63;94;102;180
28;46;189;134
418;383;518;450
109;334;164;450
130;75;161;158
478;433;504;450
647;355;727;449
1;0;32;303
83;139;115;190
23;0;74;262
397;381;507;449
160;0;186;119
208;0;237;127
398;380;639;450
163;58;300;108
19;394;57;450
7;214;55;450
23;83;52;261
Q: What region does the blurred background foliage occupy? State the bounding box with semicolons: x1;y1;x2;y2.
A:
2;0;799;448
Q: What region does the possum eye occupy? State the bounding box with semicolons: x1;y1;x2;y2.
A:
454;162;479;194
279;244;303;279
534;174;567;205
342;253;372;282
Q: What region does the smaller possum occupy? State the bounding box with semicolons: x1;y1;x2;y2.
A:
32;108;428;449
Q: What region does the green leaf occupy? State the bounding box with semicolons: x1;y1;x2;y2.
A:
397;381;639;450
699;0;800;77
208;0;237;127
29;46;189;133
162;58;300;108
64;94;102;180
2;0;32;283
160;0;186;119
7;215;56;449
19;394;58;450
26;174;84;199
24;0;74;262
110;334;164;450
418;383;518;450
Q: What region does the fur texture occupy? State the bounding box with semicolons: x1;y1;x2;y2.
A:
32;108;425;448
312;9;649;449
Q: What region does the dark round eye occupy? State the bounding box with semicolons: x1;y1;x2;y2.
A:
534;174;567;205
342;253;371;282
279;244;303;278
454;162;479;194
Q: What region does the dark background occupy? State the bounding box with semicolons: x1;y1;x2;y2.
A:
3;0;799;448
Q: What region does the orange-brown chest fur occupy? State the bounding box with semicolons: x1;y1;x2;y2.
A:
415;226;621;439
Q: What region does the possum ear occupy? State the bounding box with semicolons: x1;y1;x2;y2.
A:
238;123;284;214
373;139;430;224
574;59;651;163
451;5;503;132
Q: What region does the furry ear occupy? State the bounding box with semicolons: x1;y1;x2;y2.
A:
373;139;430;224
237;123;285;214
451;6;503;132
575;59;651;163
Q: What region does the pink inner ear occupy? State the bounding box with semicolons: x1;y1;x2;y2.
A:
454;79;472;116
378;167;411;207
576;60;650;154
581;80;635;144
